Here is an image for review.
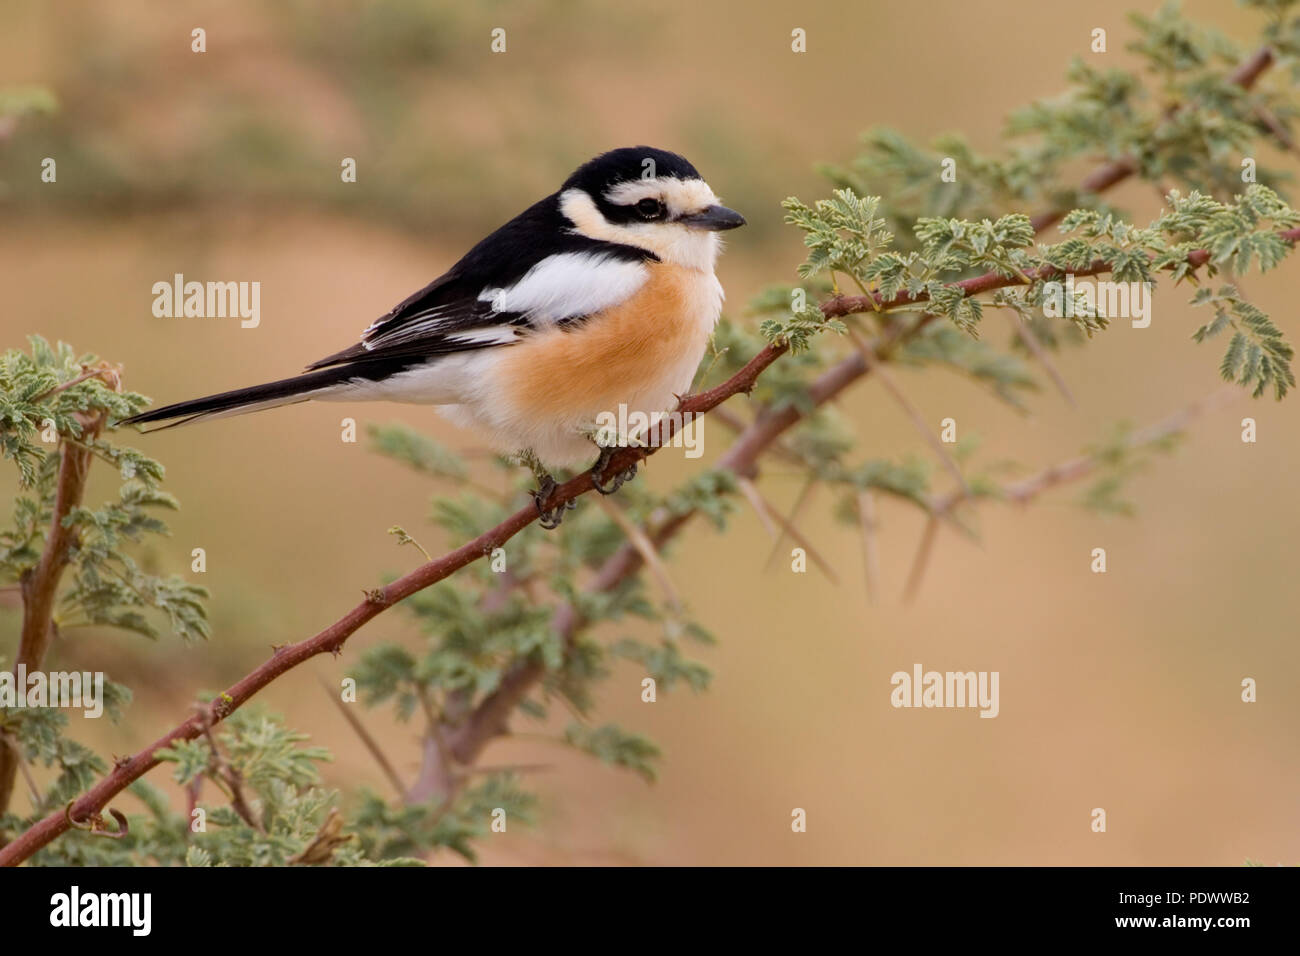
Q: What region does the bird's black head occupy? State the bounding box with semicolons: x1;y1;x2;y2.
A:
558;146;745;268
562;146;703;197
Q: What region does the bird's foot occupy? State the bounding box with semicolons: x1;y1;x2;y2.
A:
590;444;639;496
530;473;576;529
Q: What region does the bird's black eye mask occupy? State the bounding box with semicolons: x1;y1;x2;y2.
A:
563;145;703;226
593;184;746;232
594;178;700;225
595;192;670;224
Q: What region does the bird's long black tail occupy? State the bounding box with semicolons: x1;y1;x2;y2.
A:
119;365;364;429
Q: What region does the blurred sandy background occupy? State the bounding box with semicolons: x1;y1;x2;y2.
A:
2;0;1297;865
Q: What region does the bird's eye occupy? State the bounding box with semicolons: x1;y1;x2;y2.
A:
635;198;664;219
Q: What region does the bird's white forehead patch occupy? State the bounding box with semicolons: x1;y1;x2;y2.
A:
604;176;718;216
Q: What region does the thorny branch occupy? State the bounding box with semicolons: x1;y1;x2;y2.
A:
0;365;120;817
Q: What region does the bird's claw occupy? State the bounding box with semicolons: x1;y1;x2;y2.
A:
591;446;638;496
531;474;575;529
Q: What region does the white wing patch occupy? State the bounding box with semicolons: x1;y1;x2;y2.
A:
358;251;649;354
477;252;649;326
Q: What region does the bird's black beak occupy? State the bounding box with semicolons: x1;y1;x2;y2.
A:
678;204;747;231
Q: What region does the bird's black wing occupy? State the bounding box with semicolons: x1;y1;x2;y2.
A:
306;193;657;371
121;195;659;430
